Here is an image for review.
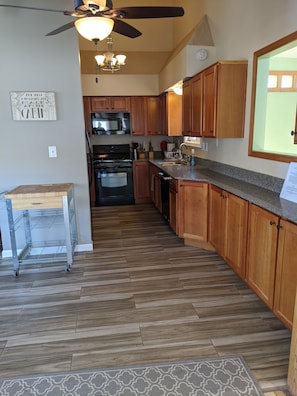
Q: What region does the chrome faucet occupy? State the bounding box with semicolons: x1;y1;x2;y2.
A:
178;142;187;161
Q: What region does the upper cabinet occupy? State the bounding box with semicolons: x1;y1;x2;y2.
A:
130;96;161;136
182;61;248;138
182;79;193;136
160;92;182;136
91;96;131;112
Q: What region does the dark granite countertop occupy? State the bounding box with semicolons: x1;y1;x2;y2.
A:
150;160;297;225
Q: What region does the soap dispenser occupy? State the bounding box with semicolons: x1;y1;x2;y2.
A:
190;148;196;167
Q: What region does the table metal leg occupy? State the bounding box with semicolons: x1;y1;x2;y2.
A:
5;199;19;276
62;195;72;268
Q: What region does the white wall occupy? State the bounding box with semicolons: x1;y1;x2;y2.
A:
200;0;297;178
0;0;93;252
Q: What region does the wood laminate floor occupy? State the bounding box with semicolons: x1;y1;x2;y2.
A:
0;204;292;395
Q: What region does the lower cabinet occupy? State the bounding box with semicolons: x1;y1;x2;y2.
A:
133;161;150;203
246;204;297;329
274;219;297;329
178;181;209;248
149;164;162;212
246;204;279;309
209;185;248;278
169;178;179;234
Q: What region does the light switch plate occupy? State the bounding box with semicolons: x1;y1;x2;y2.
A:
48;146;57;158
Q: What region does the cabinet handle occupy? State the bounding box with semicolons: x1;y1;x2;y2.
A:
277;224;283;230
269;220;276;226
291;130;297;136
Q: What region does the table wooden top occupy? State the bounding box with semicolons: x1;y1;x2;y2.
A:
5;183;73;199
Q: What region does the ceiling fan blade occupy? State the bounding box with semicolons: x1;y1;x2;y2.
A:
112;6;184;19
0;4;66;13
112;19;141;38
46;21;76;36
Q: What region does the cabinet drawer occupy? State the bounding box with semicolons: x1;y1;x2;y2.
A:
10;196;63;210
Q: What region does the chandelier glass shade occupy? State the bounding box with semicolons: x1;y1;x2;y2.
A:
95;37;126;72
74;17;114;42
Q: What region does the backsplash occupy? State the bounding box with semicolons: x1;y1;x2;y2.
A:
197;158;284;193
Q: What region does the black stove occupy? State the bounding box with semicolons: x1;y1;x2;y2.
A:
92;144;134;206
93;144;132;164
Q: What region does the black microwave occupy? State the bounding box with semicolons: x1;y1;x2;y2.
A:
91;112;130;135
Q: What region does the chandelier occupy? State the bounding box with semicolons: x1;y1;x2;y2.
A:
95;37;126;73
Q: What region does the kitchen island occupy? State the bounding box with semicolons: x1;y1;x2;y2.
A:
5;183;77;276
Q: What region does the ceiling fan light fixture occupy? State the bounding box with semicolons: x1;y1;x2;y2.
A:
74;17;114;41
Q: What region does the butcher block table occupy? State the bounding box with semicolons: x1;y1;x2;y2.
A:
5;183;77;276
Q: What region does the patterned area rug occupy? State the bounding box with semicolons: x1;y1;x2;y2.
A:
0;355;263;396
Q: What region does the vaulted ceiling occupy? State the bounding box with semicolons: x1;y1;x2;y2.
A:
79;0;209;75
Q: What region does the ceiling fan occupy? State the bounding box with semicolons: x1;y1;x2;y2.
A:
0;1;184;40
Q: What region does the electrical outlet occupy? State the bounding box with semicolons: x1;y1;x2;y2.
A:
48;146;57;158
204;142;208;152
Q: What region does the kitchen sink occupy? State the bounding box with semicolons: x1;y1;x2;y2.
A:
157;161;182;166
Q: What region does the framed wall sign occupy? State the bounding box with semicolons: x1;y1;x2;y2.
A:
10;91;57;121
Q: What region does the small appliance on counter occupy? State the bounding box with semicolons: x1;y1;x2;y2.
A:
161;140;177;159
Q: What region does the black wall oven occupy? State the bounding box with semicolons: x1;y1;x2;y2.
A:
93;144;134;206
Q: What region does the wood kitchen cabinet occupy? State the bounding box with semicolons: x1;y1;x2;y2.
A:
202;62;247;138
131;96;161;136
90;96;130;112
149;163;162;212
246;204;279;309
160;92;182;136
83;96;92;135
130;96;146;135
246;204;297;328
182;61;247;138
274;219;297;329
178;181;210;248
209;185;248;278
182;73;203;136
182;78;192;136
146;96;161;135
133;161;151;203
169;178;179;234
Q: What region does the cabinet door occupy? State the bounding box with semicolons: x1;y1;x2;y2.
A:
133;161;150;203
83;96;92;135
166;92;182;136
149;164;161;210
182;79;192;135
179;181;208;244
90;96;130;112
91;97;110;111
274;219;297;329
203;65;216;137
169;178;179;234
216;62;247;138
110;97;130;112
146;96;160;135
191;73;203;136
131;97;146;135
246;204;279;308
209;185;226;256
224;192;248;278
